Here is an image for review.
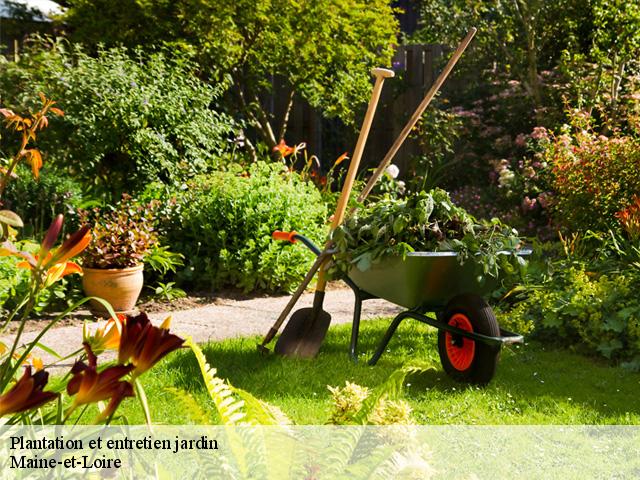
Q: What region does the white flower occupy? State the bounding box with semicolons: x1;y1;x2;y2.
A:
386;164;400;179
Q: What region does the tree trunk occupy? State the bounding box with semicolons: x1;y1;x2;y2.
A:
278;89;295;142
514;0;543;123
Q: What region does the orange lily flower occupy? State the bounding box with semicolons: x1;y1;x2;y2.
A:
17;258;83;287
10;352;44;371
0;215;90;285
334;152;349;167
83;314;124;354
0;366;58;417
118;313;184;378
46;224;91;267
273;139;294;158
67;343;134;421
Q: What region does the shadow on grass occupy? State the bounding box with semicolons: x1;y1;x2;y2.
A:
161;318;640;423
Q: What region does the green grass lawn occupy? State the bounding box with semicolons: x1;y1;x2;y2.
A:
112;318;640;425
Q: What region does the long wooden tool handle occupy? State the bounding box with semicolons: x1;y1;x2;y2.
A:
357;28;477;203
316;67;394;293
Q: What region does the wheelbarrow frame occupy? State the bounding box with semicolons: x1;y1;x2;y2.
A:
342;275;523;365
287;233;525;374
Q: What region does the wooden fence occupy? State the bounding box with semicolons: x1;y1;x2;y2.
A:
273;44;448;174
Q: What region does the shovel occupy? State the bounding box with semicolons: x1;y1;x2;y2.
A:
273;67;395;358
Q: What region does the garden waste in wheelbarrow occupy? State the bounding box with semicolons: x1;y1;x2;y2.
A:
273;231;529;385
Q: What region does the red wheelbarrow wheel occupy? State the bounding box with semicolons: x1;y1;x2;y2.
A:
437;294;500;385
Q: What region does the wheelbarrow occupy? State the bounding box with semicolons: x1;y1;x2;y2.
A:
272;231;529;384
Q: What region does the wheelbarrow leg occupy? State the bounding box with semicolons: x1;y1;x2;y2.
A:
349;290;364;361
368;311;410;365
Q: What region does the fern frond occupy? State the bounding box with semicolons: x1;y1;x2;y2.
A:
370;448;436;479
234;387;293;426
352;362;436;425
343;443;398;479
165;387;211;424
185;337;248;425
309;426;364;477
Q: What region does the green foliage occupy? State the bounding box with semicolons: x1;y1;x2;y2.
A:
2;165;85;238
0;240;81;316
0;245;30;313
510;264;640;367
508;233;640;368
0;39;234;197
153;162;328;292
144;245;185;277
414;0;593;111
79;195;158;269
333;189;524;278
408;104;463;193
62;0;398;147
164;387;212;424
147;282;187;302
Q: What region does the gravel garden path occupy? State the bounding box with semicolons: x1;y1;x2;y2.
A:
2;288;401;371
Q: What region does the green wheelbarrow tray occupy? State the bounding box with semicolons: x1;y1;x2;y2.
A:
347;250;531;311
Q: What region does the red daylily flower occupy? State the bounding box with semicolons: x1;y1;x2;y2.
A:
616;195;640;240
67;343;134;421
0;366;58;417
118;313;184;378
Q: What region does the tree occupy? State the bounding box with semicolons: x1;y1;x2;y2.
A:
590;0;640;120
62;0;399;150
414;0;591;119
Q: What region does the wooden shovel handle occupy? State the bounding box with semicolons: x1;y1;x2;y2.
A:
316;67;394;293
357;28;477;203
330;67;394;231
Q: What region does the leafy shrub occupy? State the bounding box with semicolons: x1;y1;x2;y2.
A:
146;162;328;292
510;263;640;369
2;165;85;237
542;113;640;232
0;39;235;197
0;248;30;313
508;231;640;369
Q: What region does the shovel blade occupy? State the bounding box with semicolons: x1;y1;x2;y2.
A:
274;307;331;358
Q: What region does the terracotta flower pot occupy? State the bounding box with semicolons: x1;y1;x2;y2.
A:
82;265;144;316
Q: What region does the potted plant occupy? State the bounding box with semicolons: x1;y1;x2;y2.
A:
80;194;158;315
